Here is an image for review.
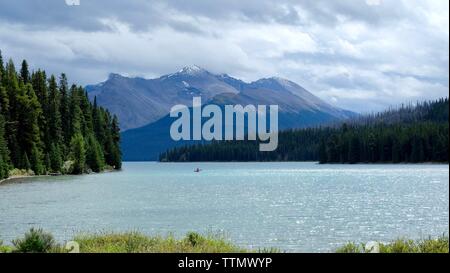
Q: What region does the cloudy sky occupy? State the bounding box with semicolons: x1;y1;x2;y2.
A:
0;0;448;112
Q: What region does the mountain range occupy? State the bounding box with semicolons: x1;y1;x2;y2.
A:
86;65;357;160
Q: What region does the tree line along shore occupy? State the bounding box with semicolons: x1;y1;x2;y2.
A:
160;98;449;164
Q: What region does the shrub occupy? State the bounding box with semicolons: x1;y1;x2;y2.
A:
335;242;365;253
185;232;205;247
8;168;35;177
62;160;74;174
336;236;449;253
12;228;56;253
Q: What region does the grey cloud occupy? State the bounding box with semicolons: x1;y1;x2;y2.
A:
0;0;168;31
0;0;416;30
0;0;448;113
296;0;412;26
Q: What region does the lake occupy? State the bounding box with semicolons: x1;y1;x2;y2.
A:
0;162;448;252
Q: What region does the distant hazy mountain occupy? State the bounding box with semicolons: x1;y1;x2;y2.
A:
87;66;355;161
87;65;354;131
86;65;357;160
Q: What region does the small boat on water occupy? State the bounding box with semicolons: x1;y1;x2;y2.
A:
194;168;201;173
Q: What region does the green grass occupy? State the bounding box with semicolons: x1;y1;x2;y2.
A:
1;229;278;253
336;236;449;253
0;239;13;253
74;231;248;253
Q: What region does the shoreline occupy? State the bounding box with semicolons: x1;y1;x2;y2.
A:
0;175;49;185
0;169;118;186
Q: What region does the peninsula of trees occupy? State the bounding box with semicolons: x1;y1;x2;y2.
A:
0;50;121;179
160;98;449;164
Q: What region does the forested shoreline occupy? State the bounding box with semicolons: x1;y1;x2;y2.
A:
0;50;121;180
160;98;449;163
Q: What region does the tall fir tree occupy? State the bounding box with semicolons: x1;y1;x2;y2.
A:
49;143;63;173
0;113;10;179
20;60;30;84
70;133;86;175
59;73;71;151
16;83;44;173
86;133;105;173
69;84;83;138
0;50;6;87
32;70;50;155
48;75;63;148
5;60;22;167
110;115;122;169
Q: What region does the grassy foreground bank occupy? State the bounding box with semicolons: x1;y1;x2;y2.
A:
0;229;259;253
1;228;448;253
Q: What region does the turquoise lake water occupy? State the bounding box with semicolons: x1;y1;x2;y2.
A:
0;162;448;252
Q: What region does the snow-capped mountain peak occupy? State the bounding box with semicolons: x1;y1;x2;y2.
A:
178;65;206;75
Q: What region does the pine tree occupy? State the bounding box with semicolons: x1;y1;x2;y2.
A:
78;87;93;136
48;75;62;146
16;83;43;171
4;60;22;166
20;60;30;84
69;84;83;138
59;74;71;150
0;85;8;118
69;133;86;174
44;153;51;174
30;144;44;175
32;70;49;152
49;143;63;173
86;133;105;173
22;152;31;171
110;115;122;169
0;154;7;179
392;138;401;163
92;97;106;145
0;53;8;118
0;50;4;84
326;135;339;162
0;113;10;179
348;136;360;164
318;139;327;164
